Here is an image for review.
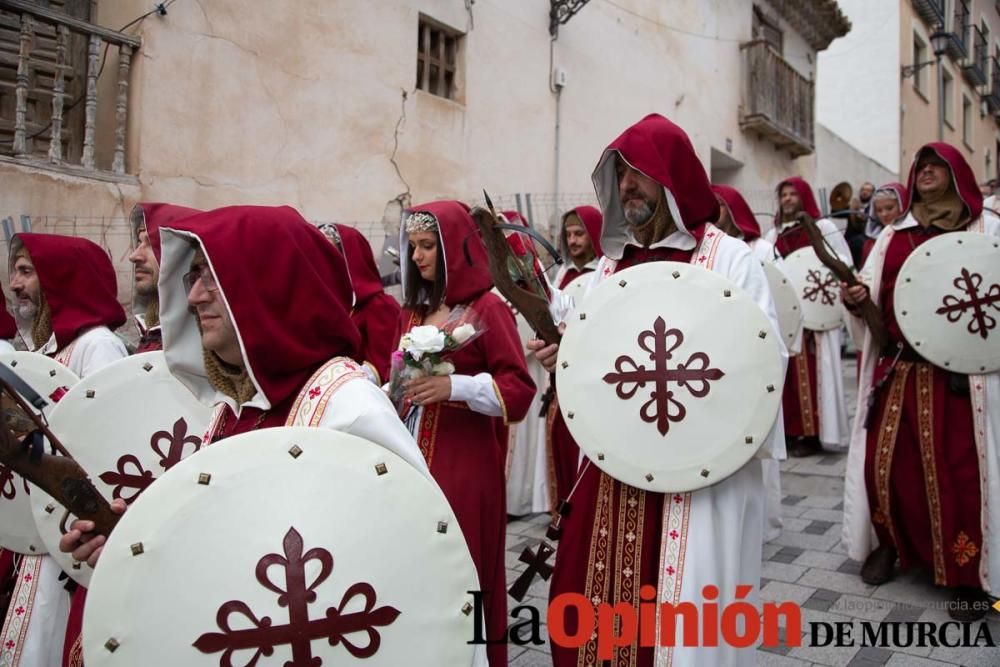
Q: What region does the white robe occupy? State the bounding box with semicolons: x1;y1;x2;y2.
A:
592;224;785;667
842;212;1000;594
764;220;850;448
505;345;550;516
748;237;790;544
1;330;127;667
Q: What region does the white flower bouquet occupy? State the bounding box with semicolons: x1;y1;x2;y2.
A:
388;306;483;418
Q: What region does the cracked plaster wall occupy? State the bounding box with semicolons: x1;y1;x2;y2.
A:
9;0;858;242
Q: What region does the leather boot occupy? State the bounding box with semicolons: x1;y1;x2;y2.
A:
860;544;897;585
949;587;989;622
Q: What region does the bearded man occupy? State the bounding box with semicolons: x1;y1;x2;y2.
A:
843;144;1000;620
764;178;851;457
60;207;433;552
128;203;201;352
530;114;783;667
2;233;127;667
552;206;603;289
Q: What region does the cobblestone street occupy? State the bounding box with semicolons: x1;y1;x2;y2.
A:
503;358;1000;665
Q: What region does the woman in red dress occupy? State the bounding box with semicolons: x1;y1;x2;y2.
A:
396;200;535;666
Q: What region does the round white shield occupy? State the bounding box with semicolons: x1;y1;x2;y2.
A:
556;262;784;492
761;261;804;348
29;352;211;585
895;232;1000;374
0;352;79;555
83;427;480;667
784;247;843;331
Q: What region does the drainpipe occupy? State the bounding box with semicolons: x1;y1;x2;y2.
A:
937;52;944;142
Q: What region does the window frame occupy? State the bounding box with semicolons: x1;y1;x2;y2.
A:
415;15;463;101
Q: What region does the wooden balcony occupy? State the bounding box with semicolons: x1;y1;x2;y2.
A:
0;0;139;176
739;40;814;158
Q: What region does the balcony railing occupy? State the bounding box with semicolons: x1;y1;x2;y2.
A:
739;40;814;157
961;23;988;87
0;0;139;176
912;0;945;27
986;56;1000;113
943;0;969;61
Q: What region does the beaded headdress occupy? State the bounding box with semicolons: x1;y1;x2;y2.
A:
404;211;438;233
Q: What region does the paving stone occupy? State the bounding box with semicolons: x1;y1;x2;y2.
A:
818;455;843;466
760;580;818;606
801;508;845;523
884;654;955;666
788;641;860;666
927;641;1000;667
804;519;837;535
829;594;893;622
811;588;843;602
763;542;783;560
772;546;805;562
771;530;841;552
847;646;893;666
771;551;802;564
795;550;848;571
870;578;952;608
782;494;806;506
760;641;794;655
799;495;844;510
830;539;849;555
781;503;810;518
762;560;808;583
799;569;877;597
836;559;863;576
883;605;924;623
510;648;552;666
802;596;836;612
755;652;815;666
783;517;813;532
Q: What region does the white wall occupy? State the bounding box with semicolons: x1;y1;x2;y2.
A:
10;0;825;239
815;123;898;199
816;0;900;175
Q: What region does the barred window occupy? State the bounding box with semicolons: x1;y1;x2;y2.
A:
416;16;461;100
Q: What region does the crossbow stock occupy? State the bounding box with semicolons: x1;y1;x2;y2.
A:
0;363;119;538
796;212;889;350
470;192;563;345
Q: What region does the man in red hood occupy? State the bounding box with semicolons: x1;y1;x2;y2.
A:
128;203;201;353
842;143;1000;619
9;234;128;375
317;223;401;385
60;207;434;603
3;233;128;667
764;177;851;457
541;205;606;519
530;114;783;667
553;205;603;289
712;183;795;544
